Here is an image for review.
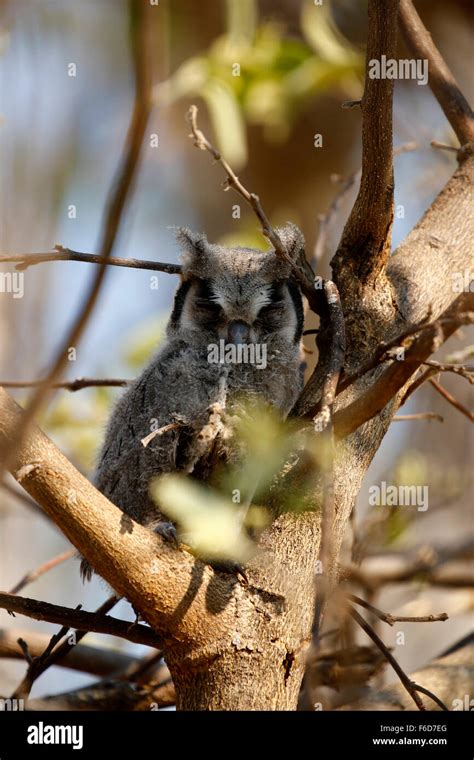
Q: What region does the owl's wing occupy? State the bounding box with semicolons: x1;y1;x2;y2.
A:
94;341;227;525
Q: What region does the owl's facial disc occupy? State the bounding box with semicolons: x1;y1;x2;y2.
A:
173;276;303;345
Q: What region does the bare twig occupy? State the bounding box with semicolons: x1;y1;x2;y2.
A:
349;595;449;626
393;412;443;422
299;283;345;641
429;378;474;422
346;556;474;591
187;105;290;265
11;596;120;701
1;378;131;392
350;606;427;710
0;0;155;483
0;247;181;274
186;104;320;312
0;592;162;648
312;142;417;266
399;0;474;148
0;480;47;518
430;140;459;153
400;367;439;405
9;549;75;594
422;360;474;383
0;627;140;676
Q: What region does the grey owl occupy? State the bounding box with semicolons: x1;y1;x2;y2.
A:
80;224;305;580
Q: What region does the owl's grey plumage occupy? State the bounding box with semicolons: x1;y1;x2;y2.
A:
81;224;305;580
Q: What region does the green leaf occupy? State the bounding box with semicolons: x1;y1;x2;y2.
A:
152;475;255;562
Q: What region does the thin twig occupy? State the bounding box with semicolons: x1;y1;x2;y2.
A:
422;360;474;383
393;412;443;422
293;281;346;419
350;606;427;710
400;367;438;405
399;0;474;147
429;378;474;422
187;105;290;265
9;549;75;594
0;247;181;274
305;283;345;640
312;142;417;266
0;480;47;518
11;595;119;701
186;104;321;314
349;595;449;626
0;591;162;648
0;627;140;676
0;378;132;392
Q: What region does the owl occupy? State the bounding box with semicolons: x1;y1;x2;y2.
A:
81;224;305;580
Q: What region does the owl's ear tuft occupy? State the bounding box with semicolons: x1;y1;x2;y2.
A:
275;223;306;263
174;227;210;278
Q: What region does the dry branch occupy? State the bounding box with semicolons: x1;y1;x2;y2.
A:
0;628;140;676
186;104;321;314
349;595;449;626
9;549;75;595
0;591;161;648
0;378;131;392
429;378;474;422
399;0;474;148
349;609;448;711
0;247;181;274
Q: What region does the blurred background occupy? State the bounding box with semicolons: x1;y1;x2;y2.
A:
0;0;472;705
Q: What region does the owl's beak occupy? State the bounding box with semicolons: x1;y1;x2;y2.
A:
227;320;250;345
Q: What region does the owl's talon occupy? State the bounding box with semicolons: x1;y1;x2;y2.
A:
209;559;248;585
152;520;179;548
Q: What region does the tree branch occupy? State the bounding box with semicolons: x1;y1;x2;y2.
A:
0;591;161;648
0;628;140;676
293;281;346;419
332;0;399;283
350;607;428;710
0;247;181;274
0;386;250;650
349;595;448;626
399;0;474;149
0;378;131;392
11;596;119;700
9;549;75;595
429;378;474;422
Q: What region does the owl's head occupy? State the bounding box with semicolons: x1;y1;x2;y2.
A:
168;224;305;348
